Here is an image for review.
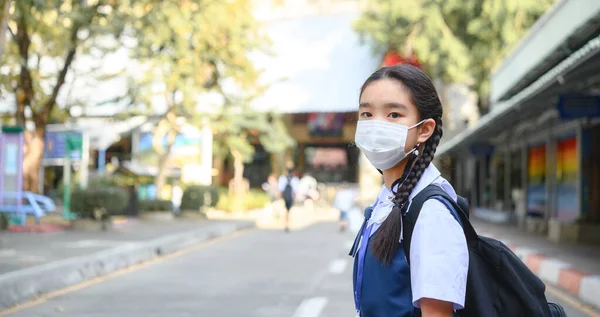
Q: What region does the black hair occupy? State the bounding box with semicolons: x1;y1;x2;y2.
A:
359;64;443;264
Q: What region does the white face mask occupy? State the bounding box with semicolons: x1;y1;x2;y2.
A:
354;120;424;170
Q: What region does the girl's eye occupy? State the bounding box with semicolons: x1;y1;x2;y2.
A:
360;112;372;118
388;112;401;119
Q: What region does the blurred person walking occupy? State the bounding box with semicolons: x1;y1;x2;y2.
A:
278;169;299;232
298;172;319;213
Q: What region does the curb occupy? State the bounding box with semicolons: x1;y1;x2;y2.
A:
0;220;255;310
483;232;600;309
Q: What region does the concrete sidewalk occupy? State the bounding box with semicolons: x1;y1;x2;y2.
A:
0;218;255;310
473;219;600;309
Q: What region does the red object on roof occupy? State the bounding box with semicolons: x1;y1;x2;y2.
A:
382;50;421;68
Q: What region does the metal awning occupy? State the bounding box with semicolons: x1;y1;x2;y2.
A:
438;34;600;156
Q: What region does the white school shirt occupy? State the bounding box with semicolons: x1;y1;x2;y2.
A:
367;164;469;310
277;175;300;194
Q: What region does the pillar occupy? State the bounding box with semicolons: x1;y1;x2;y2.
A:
490;154;497;209
504;145;512;211
98;149;107;173
79;133;90;189
519;142;528;228
455;155;463;195
200;117;213;186
478;155;486;208
576;122;584;220
545;134;557;222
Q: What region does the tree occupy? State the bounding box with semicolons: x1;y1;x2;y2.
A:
0;0;126;192
210;96;295;196
123;0;269;195
0;0;10;58
354;0;556;114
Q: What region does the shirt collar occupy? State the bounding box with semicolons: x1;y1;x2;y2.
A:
380;163;454;201
409;163;442;200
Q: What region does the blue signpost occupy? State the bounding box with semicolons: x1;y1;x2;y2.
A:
62;134;83;220
0;126;25;225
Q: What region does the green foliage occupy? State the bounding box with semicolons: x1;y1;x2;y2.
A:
120;0;275;192
210;105;295;164
56;175;119;201
216;189;270;213
354;0;557;111
138;199;174;213
1;0;127;114
0;0;128;192
180;185;220;211
0;212;9;230
71;187;128;220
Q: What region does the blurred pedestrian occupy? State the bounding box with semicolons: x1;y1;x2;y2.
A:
298;172;319;212
278;168;299;232
333;182;356;232
261;174;280;217
350;65;468;316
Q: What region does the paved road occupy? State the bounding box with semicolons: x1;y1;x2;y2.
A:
1;223;597;317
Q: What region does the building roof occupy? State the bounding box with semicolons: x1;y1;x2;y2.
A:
438;34;600;156
490;0;600;104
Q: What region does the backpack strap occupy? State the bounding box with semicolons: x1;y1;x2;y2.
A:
457;196;470;218
402;184;478;265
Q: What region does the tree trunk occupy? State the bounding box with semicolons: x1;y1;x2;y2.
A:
22;125;45;193
154;129;177;198
231;150;245;196
0;0;10;59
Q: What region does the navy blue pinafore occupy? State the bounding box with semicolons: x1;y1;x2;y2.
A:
350;204;418;317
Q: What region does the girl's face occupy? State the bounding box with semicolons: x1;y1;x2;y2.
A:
358;78;435;153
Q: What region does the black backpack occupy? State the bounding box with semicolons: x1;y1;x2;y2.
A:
402;185;567;317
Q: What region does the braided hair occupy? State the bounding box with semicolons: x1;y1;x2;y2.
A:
359;65;444;264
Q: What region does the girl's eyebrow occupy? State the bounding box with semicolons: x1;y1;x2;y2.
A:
383;102;408;111
358;102;408;110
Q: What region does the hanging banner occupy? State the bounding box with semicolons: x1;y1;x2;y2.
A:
307;113;345;138
527;145;546;217
556;137;579;221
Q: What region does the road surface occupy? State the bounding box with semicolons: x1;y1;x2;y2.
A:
1;223;597;317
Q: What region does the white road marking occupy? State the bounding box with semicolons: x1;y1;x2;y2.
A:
329;259;348;274
61;240;122;248
292;297;328;317
0;249;16;257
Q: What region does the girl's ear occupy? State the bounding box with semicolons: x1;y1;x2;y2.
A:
416;119;436;144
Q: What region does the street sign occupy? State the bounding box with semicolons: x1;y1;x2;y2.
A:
44;131;83;161
66;134;83;151
557;94;600;119
470;143;495;157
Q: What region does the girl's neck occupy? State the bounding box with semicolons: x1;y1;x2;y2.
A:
383;159;409;189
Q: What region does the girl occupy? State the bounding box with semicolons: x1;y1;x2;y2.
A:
351;65;469;317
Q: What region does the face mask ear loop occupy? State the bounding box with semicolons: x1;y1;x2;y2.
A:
410;119;427;129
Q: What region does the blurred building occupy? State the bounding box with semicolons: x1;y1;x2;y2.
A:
241;0;378;189
438;0;600;244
